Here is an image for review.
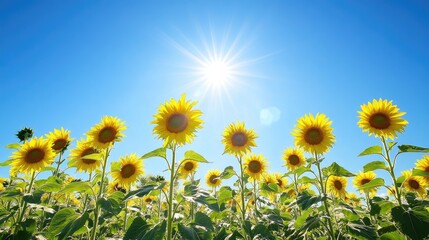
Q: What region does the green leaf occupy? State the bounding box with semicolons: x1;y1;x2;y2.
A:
412;169;429;177
178;224;201;240
80;153;102;161
391;206;429;240
0;159;14;166
291;166;311;176
124;217;150;240
357;178;385;190
261;183;280;193
5;143;20;149
61;182;92;194
58;212;89;240
388;142;398;150
363;161;387;172
142;147;166;159
220;166;236;179
296;192;322;210
23;190;43;204
322;162;355;177
214;228;228;240
15;218;36;240
111;162;121;172
379;231;406;240
124;184;164;201
194;212;214;231
346;223;377;240
48;208;79;238
217;186;233;205
184;150;209;163
141;220;166;239
38;176;62;193
398;145;429;153
294;208;312;228
358;146;383;156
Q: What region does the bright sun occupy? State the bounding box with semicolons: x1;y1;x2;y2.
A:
201;60;232;87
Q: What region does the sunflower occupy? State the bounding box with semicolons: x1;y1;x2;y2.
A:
178;159;199;179
46;128;72;152
152;94;203;147
111;153;144;189
244;154;268;181
205;169;222;188
292;113;335;154
70;138;101;173
327;175;348;199
353;171;378;195
87;116;127;149
10;137;55;173
402;170;427;196
222;122;257;156
261;173;276;185
107;181;126;194
143;195;157;204
0;177;7;192
283;147;306;171
358;99;408;140
273;173;288;189
345;192;361;206
415;155;429;184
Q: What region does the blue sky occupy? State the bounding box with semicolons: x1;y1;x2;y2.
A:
1;1;428;192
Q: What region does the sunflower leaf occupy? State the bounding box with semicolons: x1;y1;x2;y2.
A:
322;162;355;177
412;169;429;177
124;183;165;201
398;145;429;153
79;153;102;161
110;162;121;172
184;150;209;163
296;191;322;210
363;161;387;172
358;146;383;157
346;222;377;240
61;182;92;194
142;147;167;159
391;206;429;240
220;166;236;179
5;143;20;149
357;178;384;190
0;159;14;166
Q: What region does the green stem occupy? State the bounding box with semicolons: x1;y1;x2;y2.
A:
124;200;128;232
53;151;64;177
381;137;402;206
90;147;110;240
14;171;36;233
238;156;249;239
253;179;258;217
166;145;177;240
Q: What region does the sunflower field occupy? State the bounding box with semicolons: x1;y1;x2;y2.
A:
1;95;429;240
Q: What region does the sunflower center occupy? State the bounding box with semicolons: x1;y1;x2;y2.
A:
304;127;324;145
145;198;152;203
277;179;283;187
425;166;429;173
52;139;67;151
231;132;248;147
98;127;117;143
361;178;371;185
209;175;219;184
183;162;194;171
409;179;420;189
121;164;136;179
369;113;391;130
334;180;343;190
25;148;45;163
248;160;262;173
288;155;301;166
81;148;98;164
166;113;188;133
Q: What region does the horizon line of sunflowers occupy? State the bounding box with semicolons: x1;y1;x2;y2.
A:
1;94;429;240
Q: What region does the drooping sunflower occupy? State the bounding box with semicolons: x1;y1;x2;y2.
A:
152;94;203;147
178;159;199;179
358;99;408;140
111;153;144;189
327;175;348;199
244;154;268;181
415;155;429;184
273;173;288;189
46;128;73;152
70;138;101;173
283;147;306;171
222;122;257;156
86;116;127;149
402;170;427;196
10;137;56;173
353;171;378;195
205;169;222;188
292;113;335;154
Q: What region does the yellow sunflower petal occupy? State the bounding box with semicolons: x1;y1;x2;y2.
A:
205;169;222;188
222;122;257;156
244;154;269;181
327;175;348;199
87;116;127;149
111;153;144;189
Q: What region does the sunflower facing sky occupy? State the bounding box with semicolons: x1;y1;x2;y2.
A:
358;99;408;140
244;154;268;180
87;116;127;149
152;94;203;147
10;137;56;173
292;113;335;155
327;175;348;199
69;138;101;173
178;159;199;179
415;155;429;185
283;147;306;171
353;171;378;195
46;128;73;153
222;122;257;156
402;170;427;196
111;153;144;189
205;169;222;188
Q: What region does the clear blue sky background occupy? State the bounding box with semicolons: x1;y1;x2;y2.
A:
1;1;428;193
